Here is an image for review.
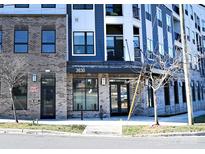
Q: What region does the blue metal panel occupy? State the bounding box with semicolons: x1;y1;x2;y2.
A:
141;4;147;56
68;4;105;62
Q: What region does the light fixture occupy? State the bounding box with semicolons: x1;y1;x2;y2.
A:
32;74;37;82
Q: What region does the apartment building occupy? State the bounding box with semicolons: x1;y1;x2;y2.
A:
0;4;205;119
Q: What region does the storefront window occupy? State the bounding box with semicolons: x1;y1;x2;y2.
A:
73;78;98;111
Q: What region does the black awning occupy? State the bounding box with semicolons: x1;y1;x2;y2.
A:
67;61;142;74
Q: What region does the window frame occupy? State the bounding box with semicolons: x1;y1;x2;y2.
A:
41;4;56;8
106;4;123;16
73;78;99;111
15;4;29;8
14;30;29;53
73;31;95;55
157;7;162;27
145;4;152;21
41;30;56;53
166;14;172;32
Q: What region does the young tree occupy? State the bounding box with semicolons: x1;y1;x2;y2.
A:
0;54;29;123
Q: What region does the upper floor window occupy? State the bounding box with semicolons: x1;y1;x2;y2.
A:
14;30;28;53
0;31;2;52
73;4;93;10
42;30;56;53
185;4;188;15
73;32;94;54
202;20;205;32
186;27;190;41
106;4;122;16
132;4;140;19
157;7;162;27
166;14;171;32
202;36;205;48
147;38;153;59
190;5;193;20
145;4;151;21
41;4;56;8
192;31;196;44
15;4;29;8
0;4;3;8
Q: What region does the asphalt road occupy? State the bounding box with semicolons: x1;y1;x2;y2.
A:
0;134;205;149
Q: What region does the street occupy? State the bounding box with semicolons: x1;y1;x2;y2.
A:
0;134;205;149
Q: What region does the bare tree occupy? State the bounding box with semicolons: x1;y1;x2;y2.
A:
0;54;29;123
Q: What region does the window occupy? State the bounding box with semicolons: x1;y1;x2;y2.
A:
0;31;1;52
147;38;153;59
185;4;188;15
148;80;154;107
192;31;195;44
13;76;27;110
73;32;94;54
0;4;3;8
14;30;28;53
190;5;193;20
106;4;122;16
192;81;196;101
132;4;140;19
157;7;162;27
145;4;151;21
203;37;205;48
182;82;187;103
169;47;173;58
73;4;93;10
41;4;56;8
42;30;56;53
159;43;164;55
15;4;29;8
174;81;179;104
202;20;205;32
166;15;171;32
164;83;170;105
73;78;98;111
186;27;190;41
198;81;201;100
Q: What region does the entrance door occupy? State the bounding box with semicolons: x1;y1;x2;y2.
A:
110;82;129;116
41;74;56;119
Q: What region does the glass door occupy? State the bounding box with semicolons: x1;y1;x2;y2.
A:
41;74;56;119
110;82;129;116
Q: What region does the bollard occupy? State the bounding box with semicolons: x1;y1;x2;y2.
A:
81;105;83;120
99;105;103;120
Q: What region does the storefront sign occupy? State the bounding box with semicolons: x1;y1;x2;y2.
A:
75;67;85;73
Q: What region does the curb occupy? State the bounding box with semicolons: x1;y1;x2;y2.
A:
125;131;205;137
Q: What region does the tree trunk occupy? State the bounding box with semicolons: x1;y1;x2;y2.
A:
153;90;159;125
9;88;18;123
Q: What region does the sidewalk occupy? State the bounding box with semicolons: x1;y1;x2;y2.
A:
0;110;205;126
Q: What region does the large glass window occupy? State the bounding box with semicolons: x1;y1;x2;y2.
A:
42;30;56;53
41;4;56;8
73;32;94;54
106;4;122;16
145;4;151;21
132;4;140;19
147;38;153;59
13;76;27;110
73;4;93;10
0;31;2;52
14;30;28;53
73;78;98;111
15;4;29;8
157;7;162;27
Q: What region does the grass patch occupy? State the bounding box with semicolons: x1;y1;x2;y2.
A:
0;123;86;134
194;115;205;123
123;125;205;136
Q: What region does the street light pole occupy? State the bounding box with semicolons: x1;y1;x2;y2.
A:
179;4;194;125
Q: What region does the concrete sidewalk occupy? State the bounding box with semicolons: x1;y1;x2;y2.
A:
0;110;205;126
